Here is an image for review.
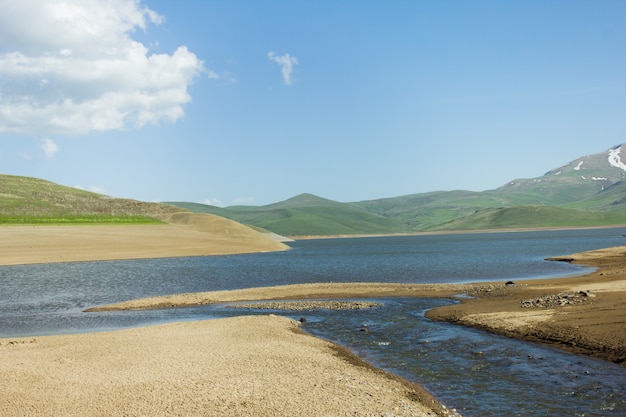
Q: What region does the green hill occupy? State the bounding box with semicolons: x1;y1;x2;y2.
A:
169;144;626;236
167;193;404;236
428;205;626;231
5;144;625;234
0;174;182;224
352;190;511;230
564;181;626;211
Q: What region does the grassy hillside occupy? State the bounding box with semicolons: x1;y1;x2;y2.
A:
495;145;626;206
565;181;626;211
9;145;620;234
172;191;555;234
353;190;514;230
172;189;626;236
0;174;182;224
167;194;404;236
428;205;626;231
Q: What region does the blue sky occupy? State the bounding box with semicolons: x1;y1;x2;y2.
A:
1;0;624;206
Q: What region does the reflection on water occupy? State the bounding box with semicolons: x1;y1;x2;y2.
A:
1;228;625;415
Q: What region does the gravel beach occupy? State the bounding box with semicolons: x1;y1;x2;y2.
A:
0;315;445;416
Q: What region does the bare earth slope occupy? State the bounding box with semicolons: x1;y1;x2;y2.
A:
0;212;289;265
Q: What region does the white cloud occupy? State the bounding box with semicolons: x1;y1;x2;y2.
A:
89;185;108;195
0;0;206;135
202;198;225;207
268;51;298;86
233;196;255;205
74;184;107;194
40;137;59;158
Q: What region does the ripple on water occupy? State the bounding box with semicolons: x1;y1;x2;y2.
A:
294;298;626;417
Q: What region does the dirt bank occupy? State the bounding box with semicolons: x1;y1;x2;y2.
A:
426;245;626;364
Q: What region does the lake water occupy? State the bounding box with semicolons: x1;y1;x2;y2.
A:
1;228;625;416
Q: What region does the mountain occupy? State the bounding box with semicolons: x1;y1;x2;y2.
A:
6;144;620;233
0;174;182;223
430;205;626;231
168;143;626;235
494;144;626;206
169;193;404;236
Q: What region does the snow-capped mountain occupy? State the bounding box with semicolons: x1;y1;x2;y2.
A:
168;143;626;234
497;143;626;205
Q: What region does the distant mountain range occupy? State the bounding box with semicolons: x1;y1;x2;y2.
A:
1;143;625;235
166;144;626;236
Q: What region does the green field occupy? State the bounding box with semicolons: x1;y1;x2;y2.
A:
0;215;162;225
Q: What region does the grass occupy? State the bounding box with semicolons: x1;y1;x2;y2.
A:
0;174;181;225
5;165;624;235
429;205;626;231
166;195;405;236
0;215;163;225
169;188;626;236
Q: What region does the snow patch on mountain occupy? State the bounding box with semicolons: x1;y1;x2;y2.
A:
608;146;626;172
573;160;584;170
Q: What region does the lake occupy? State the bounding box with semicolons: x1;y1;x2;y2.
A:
1;227;625;416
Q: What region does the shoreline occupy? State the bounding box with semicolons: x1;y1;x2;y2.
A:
288;224;626;240
86;246;626;365
426;245;626;364
1;222;624;414
0;315;447;416
3;218;622;364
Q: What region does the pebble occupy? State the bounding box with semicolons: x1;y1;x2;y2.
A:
521;291;595;308
228;300;383;311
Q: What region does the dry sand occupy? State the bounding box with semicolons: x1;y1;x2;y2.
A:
0;315;444;416
86;282;468;312
0;212;289;265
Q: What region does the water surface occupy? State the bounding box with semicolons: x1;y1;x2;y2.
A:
1;228;625;416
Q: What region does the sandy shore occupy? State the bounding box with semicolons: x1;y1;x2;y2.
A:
0;212;289;265
0;315;445;416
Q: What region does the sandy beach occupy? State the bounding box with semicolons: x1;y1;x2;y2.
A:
0;212;289;265
1;219;624;415
0;315;445;416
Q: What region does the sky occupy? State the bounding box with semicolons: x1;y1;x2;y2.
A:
0;0;625;206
